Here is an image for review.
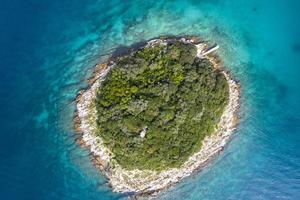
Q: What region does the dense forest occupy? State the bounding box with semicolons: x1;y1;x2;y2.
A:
95;41;229;171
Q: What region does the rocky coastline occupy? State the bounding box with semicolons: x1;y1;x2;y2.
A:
74;37;240;196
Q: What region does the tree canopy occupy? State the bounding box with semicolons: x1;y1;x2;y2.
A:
95;41;229;171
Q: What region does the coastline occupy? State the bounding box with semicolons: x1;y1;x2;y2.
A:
74;37;240;195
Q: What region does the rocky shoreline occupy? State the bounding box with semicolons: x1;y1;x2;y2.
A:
74;37;240;196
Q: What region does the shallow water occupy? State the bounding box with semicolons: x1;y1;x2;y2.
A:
0;0;299;199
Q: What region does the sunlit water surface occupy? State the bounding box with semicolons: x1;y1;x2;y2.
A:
0;0;300;199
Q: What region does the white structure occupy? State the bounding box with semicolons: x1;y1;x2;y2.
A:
196;43;219;58
140;127;147;138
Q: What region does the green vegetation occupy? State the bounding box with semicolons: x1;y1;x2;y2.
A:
95;41;229;171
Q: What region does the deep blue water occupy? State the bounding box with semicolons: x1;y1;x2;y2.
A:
1;0;300;199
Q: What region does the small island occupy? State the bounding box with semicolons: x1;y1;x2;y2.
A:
75;36;240;195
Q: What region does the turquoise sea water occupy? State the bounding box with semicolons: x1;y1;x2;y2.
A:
1;0;300;199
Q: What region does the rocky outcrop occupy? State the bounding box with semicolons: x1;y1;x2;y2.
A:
75;37;240;196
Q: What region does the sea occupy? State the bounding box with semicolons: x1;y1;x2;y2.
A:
0;0;299;199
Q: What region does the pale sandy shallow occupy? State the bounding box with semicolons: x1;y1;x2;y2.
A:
75;38;240;195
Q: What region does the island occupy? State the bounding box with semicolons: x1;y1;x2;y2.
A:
75;36;240;196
